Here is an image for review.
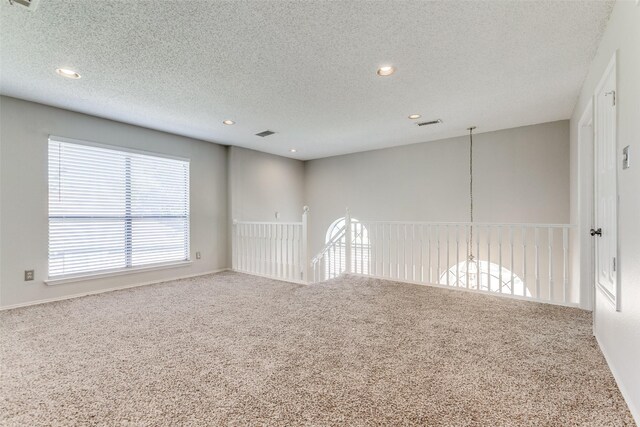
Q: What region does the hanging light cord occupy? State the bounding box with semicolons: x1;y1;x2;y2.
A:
468;126;476;261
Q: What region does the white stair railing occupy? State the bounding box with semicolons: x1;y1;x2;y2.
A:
311;225;346;282
232;206;309;283
234;206;575;306
347;219;573;305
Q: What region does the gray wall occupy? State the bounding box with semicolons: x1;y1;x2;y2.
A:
304;121;570;256
0;96;228;307
569;0;640;421
228;146;305;223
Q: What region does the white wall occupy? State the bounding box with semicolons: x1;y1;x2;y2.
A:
0;96;228;308
305;121;570;257
569;0;640;422
228;146;305;223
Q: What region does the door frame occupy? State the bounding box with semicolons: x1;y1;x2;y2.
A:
592;51;621;312
577;99;594;312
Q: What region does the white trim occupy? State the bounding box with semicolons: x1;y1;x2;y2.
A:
596;280;617;307
48;135;191;162
45;260;193;285
577;98;594;312
592;51;620;312
359;220;572;228
348;273;583;310
231;269;308;286
234;220;303;226
595;333;640;424
1;268;229;311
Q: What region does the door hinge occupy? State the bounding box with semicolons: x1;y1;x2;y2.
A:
606;90;616;106
613;257;617;272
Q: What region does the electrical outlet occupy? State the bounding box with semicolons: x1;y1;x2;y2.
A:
196;251;201;260
24;270;34;281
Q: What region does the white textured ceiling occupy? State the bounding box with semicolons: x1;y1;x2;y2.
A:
0;0;612;160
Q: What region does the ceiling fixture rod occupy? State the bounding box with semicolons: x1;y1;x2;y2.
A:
468;126;476;262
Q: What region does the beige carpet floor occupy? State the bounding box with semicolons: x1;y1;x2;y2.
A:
0;272;634;426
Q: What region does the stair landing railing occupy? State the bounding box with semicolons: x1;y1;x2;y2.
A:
232;206;309;283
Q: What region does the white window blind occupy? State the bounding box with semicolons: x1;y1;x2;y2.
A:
48;138;190;279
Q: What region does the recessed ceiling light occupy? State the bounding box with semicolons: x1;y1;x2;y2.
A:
55;68;81;79
223;120;235;125
408;114;421;119
290;148;297;153
377;66;395;76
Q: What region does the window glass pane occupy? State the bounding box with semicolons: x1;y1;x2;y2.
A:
48;138;190;278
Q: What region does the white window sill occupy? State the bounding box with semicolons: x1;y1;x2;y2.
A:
45;260;193;286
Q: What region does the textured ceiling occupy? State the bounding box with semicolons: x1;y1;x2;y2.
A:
0;0;613;160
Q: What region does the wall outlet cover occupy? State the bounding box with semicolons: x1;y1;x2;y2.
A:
24;270;34;281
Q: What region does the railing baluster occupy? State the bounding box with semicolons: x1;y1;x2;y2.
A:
254;224;258;274
261;224;266;275
510;226;515;296
548;227;554;302
428;225;432;283
563;227;569;304
333;238;337;278
270;224;275;276
411;224;415;281
522;226;527;297
476;228;480;291
446;225;450;287
535;227;540;300
280;224;285;278
403;224;408;280
436;225;440;284
243;224;248;272
486;225;491;292
396;224;400;279
499;226;503;294
455;225;460;287
361;223;365;275
418;224;424;283
374;223;378;276
465;224;470;289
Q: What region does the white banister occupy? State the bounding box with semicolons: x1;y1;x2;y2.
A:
233;207;576;307
311;213;575;306
232;207;308;283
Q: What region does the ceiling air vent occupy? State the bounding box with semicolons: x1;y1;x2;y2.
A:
8;0;40;10
255;130;275;137
417;119;443;127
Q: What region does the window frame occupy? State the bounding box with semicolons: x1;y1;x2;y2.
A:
46;135;191;285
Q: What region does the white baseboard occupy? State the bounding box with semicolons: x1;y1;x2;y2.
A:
595;333;640;424
0;268;229;311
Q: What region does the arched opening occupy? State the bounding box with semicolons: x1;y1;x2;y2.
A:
439;260;530;296
325;217;369;278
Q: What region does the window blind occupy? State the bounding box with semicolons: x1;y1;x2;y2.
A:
48;138;190;278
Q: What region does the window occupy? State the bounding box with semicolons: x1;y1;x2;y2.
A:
325;217;369;278
48;137;190;279
439;260;530;296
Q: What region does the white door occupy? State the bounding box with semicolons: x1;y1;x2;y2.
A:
593;54;618;308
